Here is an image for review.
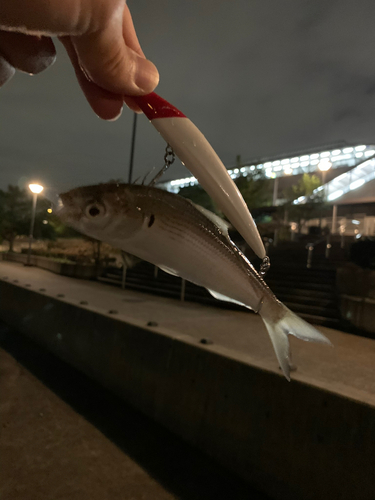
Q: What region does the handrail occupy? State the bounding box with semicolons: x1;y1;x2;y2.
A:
305;234;331;268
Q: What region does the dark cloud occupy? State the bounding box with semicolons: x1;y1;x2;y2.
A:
1;0;375;191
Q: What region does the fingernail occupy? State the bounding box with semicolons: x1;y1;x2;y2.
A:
134;57;159;93
107;106;123;122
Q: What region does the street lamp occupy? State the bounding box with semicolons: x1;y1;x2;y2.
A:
26;183;44;265
318;160;332;184
318;160;332;202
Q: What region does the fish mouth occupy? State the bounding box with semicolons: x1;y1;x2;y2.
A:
55;193;80;225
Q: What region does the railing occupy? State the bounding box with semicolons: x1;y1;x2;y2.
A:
305;235;332;268
121;261;188;302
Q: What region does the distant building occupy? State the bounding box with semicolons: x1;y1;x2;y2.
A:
159;143;375;206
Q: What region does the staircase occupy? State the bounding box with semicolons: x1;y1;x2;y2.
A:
256;238;344;327
99;239;342;327
99;262;240;309
264;262;340;327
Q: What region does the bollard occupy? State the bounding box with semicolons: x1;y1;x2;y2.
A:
180;278;186;302
307;244;314;268
339;224;346;249
265;240;270;254
325;243;331;259
273;229;279;247
325;235;331;259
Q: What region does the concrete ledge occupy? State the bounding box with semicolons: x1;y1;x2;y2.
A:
1;279;375;500
340;293;375;334
337;264;375;334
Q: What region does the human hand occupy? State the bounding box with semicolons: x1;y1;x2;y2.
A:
0;0;159;119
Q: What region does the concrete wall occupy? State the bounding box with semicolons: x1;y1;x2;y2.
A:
337;264;375;333
1;281;374;500
1;252;97;279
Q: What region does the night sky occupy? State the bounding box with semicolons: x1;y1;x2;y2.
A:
1;0;375;192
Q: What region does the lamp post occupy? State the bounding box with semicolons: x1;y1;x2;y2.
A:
26;183;43;266
318;160;332;199
128;112;137;184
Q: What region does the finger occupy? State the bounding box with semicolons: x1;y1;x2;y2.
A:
0;31;56;74
60;37;123;121
123;96;143;113
71;9;159;96
0;54;15;86
122;4;144;57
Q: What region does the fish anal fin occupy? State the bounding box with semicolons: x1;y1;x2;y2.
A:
207;289;250;309
159;265;180;277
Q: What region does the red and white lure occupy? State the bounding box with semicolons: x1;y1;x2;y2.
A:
132;93;267;263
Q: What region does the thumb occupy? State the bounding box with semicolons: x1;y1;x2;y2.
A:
71;16;159;96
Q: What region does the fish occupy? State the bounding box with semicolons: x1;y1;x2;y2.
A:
57;182;331;380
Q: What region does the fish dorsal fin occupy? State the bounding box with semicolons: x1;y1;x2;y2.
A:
207;289;251;310
192;203;231;237
159;265;180;277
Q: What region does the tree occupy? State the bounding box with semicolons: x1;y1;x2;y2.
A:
178;184;217;213
284;173;321;200
231;155;272;210
0;185;56;251
282;174;325;233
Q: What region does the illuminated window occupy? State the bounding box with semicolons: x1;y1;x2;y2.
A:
328;190;343;201
350;179;365;190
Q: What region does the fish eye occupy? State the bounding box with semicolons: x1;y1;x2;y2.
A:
85;202;105;218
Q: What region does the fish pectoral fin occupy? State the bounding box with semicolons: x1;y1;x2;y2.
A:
207;289;250;309
159;265;180;277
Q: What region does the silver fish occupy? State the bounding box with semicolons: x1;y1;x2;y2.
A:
57;183;331;380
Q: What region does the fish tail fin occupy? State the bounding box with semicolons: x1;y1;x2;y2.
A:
261;304;332;381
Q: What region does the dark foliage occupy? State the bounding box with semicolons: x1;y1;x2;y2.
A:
0;185;56;251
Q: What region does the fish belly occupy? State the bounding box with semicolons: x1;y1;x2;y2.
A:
111;221;263;311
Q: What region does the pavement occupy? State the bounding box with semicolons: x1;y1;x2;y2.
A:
0;323;267;500
1;260;375;407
